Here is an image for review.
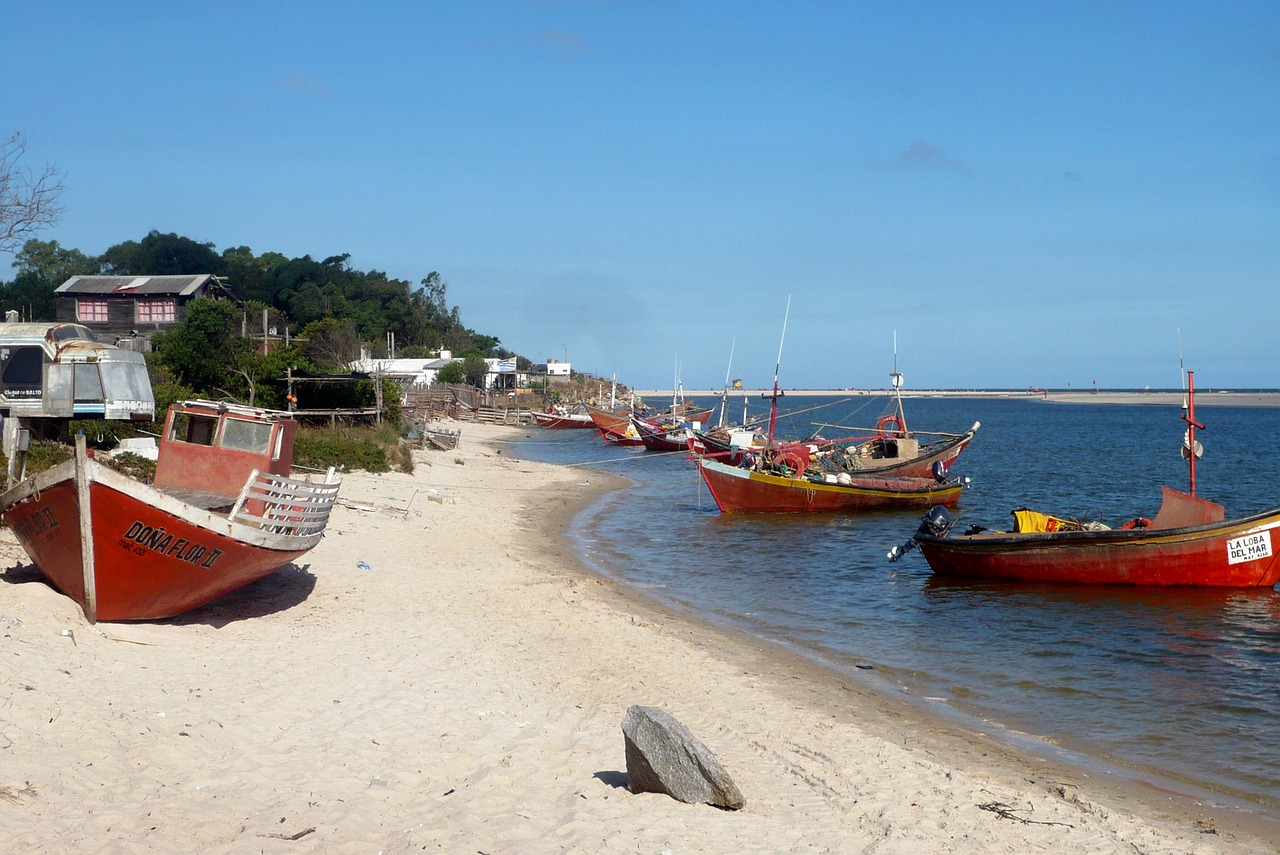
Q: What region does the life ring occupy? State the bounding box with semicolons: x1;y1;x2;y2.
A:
876;414;905;439
1120;517;1153;530
775;449;809;477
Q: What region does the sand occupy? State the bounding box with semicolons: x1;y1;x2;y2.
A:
1;421;1276;853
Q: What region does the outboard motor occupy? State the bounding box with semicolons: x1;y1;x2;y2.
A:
887;505;955;562
920;505;953;536
931;460;948;482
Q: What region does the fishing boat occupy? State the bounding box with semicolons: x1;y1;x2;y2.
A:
630;412;710;452
588;402;714;446
586;404;646;445
693;304;970;513
0;400;342;622
532;406;595;429
697;453;966;514
889;371;1280;587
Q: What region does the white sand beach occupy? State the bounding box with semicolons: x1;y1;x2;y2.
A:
1;421;1276;853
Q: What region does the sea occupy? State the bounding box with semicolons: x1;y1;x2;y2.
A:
509;394;1280;817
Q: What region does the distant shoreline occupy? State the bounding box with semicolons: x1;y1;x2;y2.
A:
630;389;1280;407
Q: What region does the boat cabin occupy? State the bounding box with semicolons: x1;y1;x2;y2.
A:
0;317;155;420
154;401;299;504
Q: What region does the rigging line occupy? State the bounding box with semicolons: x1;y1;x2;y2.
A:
555;448;697;468
724;396;865;432
810;423;971;438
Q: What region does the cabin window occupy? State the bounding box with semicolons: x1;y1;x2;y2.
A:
76;297;109;323
50;325;95;344
0;346;44;397
169;412;217;446
221;418;273;454
72;363;104;402
136;297;176;323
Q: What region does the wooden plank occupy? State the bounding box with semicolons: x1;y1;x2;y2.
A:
74;435;97;625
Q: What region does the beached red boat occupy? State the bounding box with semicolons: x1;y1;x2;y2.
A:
891;372;1280;587
0;400;341;621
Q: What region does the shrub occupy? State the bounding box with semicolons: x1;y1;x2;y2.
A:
293;422;413;474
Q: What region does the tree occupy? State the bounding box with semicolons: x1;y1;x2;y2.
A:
1;133;64;253
435;360;465;385
100;230;225;276
462;354;488;388
0;238;97;319
299;317;362;370
152;297;245;392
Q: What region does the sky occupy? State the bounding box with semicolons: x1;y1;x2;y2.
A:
3;2;1277;391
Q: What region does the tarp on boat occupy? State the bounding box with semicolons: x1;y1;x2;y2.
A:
1011;508;1084;533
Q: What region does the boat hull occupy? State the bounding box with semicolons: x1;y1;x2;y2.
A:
532;412;595;429
3;456;338;621
587;404;712;445
915;511;1280;587
697;457;964;514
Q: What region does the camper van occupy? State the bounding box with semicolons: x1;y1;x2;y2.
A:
0;318;155;421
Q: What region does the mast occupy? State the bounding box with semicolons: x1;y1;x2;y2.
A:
767;297;791;444
890;330;907;434
1181;370;1205;495
718;338;735;428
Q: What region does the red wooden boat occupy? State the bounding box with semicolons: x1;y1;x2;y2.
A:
691;352;975;512
891;372;1280;587
697;455;966;514
0;400;341;621
587;403;713;446
631;414;708;452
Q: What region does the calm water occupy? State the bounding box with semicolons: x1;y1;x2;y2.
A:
511;395;1280;815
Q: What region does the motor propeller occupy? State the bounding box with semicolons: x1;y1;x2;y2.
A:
887;505;955;562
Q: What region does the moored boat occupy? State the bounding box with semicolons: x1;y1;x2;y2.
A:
1;400;342;621
890;371;1280;587
587;402;713;446
697;454;967;514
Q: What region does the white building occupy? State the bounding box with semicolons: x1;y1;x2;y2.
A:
349;348;455;387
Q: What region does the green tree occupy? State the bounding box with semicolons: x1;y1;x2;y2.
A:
462;354;488;388
227;343;312;408
435;361;465;384
100;230;226;276
299;316;362;370
152;297;243;393
0;238;97;319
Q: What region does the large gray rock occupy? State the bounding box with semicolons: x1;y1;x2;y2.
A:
622;705;745;810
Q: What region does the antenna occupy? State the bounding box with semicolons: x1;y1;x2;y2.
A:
1178;328;1187;410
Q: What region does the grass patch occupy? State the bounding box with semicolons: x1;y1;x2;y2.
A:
293;423;413;475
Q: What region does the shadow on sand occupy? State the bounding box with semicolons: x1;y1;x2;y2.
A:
0;560;317;628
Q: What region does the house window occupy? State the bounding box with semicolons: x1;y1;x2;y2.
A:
136;297;176;323
77;297;109;323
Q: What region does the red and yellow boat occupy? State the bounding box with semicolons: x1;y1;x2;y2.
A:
892;371;1280;587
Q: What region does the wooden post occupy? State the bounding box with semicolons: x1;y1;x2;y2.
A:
74;434;98;624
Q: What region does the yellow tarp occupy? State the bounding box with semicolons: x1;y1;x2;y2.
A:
1011;508;1084;533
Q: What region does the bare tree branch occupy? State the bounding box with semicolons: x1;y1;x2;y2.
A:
0;133;66;253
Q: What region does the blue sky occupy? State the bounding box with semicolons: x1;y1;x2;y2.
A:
3;2;1277;390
